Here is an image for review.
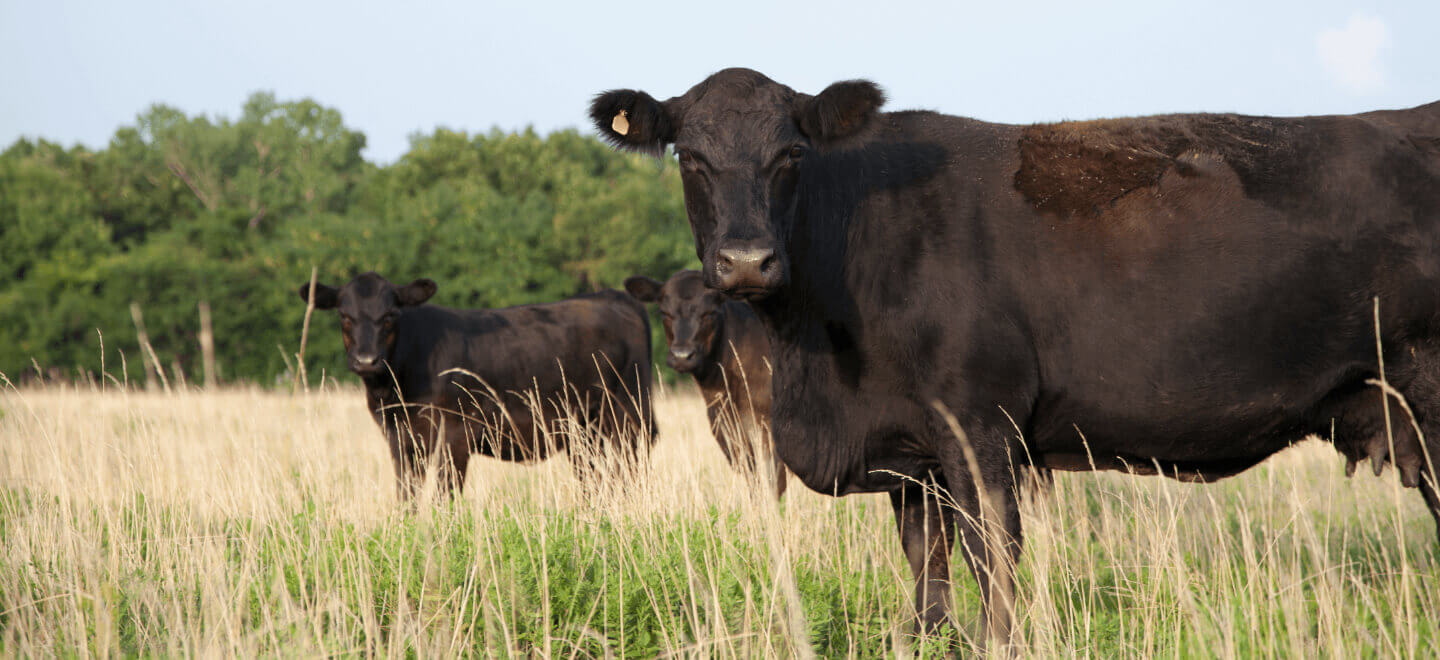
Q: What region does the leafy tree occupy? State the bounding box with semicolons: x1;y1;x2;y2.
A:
0;93;696;384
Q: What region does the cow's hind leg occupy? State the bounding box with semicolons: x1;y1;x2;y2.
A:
1390;346;1440;544
1422;467;1440;545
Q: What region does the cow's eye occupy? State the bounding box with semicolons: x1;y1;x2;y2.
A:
788;145;806;161
676;150;696;168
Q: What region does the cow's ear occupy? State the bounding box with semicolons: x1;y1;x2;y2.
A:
299;283;339;310
397;278;437;306
623;275;663;303
798;80;886;142
590;90;677;156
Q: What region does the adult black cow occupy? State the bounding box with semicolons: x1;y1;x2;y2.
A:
298;272;655;500
591;68;1440;646
625;270;788;498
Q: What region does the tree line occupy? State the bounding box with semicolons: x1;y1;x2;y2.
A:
0;92;695;385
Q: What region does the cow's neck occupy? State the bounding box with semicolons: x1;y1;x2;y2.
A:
758;137;948;339
744;138;955;493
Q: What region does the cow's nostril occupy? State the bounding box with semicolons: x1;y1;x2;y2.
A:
759;253;778;275
715;251;735;275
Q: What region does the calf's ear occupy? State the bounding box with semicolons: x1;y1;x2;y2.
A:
797;80;885;142
623;276;663;303
590;89;677;156
397;278;437;306
298;283;340;309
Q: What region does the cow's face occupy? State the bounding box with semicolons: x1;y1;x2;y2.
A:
592;68;884;300
625;271;727;374
297;272;436;377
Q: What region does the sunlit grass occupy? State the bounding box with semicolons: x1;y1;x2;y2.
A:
1;383;1437;657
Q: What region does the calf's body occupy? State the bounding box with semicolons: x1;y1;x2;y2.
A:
626;270;787;497
302;273;654;499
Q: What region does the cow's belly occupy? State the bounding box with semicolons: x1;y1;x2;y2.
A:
1024;257;1390;462
1027;360;1363;463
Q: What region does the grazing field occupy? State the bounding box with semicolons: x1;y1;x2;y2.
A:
1;384;1438;657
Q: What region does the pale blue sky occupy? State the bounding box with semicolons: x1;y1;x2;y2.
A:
2;0;1436;164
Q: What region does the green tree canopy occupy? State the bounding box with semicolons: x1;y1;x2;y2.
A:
0;92;694;384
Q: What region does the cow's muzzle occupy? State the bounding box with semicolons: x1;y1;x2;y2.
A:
666;347;702;373
711;245;786;300
349;353;384;376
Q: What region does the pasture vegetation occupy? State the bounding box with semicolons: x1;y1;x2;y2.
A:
2;383;1438;657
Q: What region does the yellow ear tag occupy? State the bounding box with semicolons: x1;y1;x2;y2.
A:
612;110;630;136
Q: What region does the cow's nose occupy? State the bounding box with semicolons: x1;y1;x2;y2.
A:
354;354;378;366
671;348;696;361
715;247;780;294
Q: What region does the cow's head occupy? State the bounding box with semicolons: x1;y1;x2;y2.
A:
297;272;436;377
625;271;728;374
592;68;885;300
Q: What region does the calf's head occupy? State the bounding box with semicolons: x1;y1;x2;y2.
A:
296;272;437;377
625;271;727;374
592;68;885;300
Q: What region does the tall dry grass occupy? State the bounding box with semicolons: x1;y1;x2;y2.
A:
1;380;1437;657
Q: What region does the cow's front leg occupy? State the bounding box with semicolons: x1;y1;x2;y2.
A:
889;474;958;633
940;423;1023;653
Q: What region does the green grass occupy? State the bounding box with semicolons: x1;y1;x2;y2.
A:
0;488;918;657
1;387;1438;657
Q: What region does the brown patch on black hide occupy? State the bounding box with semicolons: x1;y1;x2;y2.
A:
1014;119;1191;219
1015;113;1341;219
